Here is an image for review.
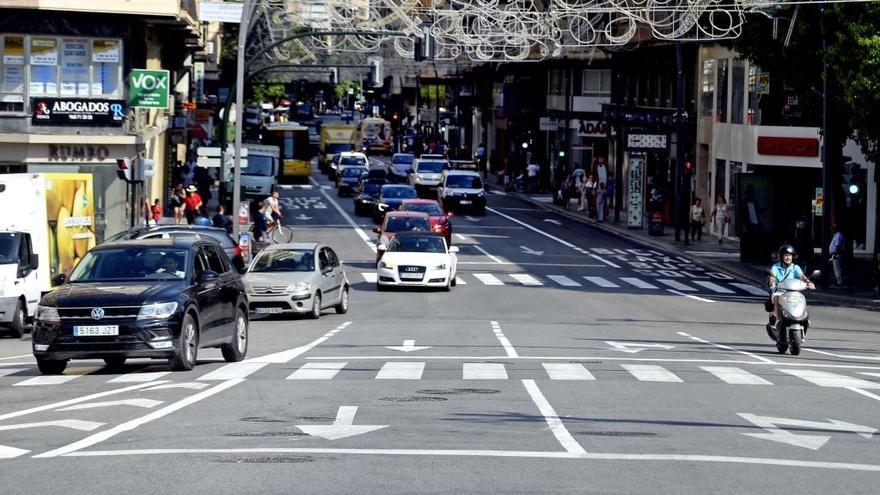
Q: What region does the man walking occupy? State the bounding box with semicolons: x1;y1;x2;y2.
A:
526;160;540;193
829;223;844;286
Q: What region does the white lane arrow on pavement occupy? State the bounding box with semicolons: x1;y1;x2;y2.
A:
0;444;30;459
385;340;432;353
464;216;481;222
605;341;676;353
738;413;877;450
543;219;562;225
0;419;105;432
56;398;163;412
520;245;544;256
295;213;313;221
296;406;388;440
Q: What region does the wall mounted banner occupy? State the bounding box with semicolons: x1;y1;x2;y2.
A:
627;154;646;228
626;132;669;152
130;69;170;109
31;98;125;126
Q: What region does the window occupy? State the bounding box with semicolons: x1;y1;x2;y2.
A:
731;60;745;124
318;249;330;270
326;248;339;267
581;69;611;96
548;70;565;95
194;249;209;279
700;59;715;117
1;35;26;112
716;59;729;123
205;246;227;274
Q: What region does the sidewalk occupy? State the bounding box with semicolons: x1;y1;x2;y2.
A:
487;182;879;309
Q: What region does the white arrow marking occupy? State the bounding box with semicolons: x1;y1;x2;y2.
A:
543;219;562;225
0;419;105;432
294;214;313;221
464;215;481;222
605;341;676;354
520;245;544;256
144;382;210;391
296;406;388;440
385;340;432;353
0;444;29;459
56;398;163;412
738;413;876;450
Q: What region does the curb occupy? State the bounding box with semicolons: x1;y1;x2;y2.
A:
487;183;877;309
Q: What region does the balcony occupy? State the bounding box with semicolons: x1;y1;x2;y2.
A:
0;0;198;22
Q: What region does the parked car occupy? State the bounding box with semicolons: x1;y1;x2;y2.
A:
353;169;388;216
376;232;459;291
373;211;431;261
337;165;368;196
243;243;349;319
387;153;415;183
31;239;249;374
398;199;452;245
437;169;486;214
106;225;248;272
372;184;418;224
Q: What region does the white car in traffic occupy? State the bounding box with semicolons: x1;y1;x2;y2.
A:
376;232;458;291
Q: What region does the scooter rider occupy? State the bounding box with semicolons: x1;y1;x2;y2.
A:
768;244;815;327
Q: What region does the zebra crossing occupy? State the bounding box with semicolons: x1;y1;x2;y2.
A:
357;270;766;297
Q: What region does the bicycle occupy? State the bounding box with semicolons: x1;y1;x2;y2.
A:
267;216;294;243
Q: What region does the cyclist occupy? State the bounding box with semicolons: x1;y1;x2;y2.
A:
262;191;283;226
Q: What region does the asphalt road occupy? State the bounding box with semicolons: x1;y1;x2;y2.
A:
1;163;879;494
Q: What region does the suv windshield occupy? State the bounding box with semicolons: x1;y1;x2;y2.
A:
382;187;417;199
250;249;315;273
342;167;368;178
402;203;443;216
384;216;430;233
341;156;367;166
387;236;447;253
242;154;274;176
0;233;20;263
70;248;190;282
392;154;414;165
445;175;483;189
417;161;446;173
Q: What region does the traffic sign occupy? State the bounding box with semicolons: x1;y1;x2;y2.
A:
815;187;824;216
198;157;247;168
197;146;248;158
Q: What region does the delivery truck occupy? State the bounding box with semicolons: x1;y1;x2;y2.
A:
319;124;358;171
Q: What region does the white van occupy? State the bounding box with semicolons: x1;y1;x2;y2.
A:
0;231;40;338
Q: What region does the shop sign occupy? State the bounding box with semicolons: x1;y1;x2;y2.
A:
48;144;111;162
130;69;170;109
576;120;609;136
753;71;770;95
602;104;679;128
757;136;819;157
3;36;25;65
626;132;669;151
199;1;245;23
539;117;560;131
30;38;58;66
627;155;646;228
92;40;120;63
31;98;125;126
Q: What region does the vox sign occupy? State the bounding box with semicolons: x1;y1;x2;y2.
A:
129;69;170;109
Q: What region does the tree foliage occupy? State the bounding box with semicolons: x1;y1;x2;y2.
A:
334;80;361;100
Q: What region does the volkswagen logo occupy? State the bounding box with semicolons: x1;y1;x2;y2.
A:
90;307;105;320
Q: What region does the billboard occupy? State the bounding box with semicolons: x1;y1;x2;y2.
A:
44;173;96;280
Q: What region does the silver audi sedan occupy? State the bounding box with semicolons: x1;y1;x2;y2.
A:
242;243;349;319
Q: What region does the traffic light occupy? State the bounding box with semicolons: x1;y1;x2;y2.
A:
329;68;338;85
116;157;132;182
842;161;861;195
369;58;383;88
558;150;566;158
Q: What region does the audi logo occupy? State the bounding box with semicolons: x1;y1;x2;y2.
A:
91;307;105;320
405;267;419;272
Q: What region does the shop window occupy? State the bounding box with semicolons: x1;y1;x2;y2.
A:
700;59;714;117
1;35;26;112
747;66;767;125
716;59;729;123
581;69;610;96
731;60;745;124
61;39;90;96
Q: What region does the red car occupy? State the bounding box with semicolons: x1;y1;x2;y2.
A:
373;211;432;261
398;199;453;244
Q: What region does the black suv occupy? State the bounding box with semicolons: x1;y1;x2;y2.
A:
106;225;247;273
32;239;249;374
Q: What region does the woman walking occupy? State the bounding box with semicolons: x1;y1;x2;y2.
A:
171;184;186;225
689;198;705;241
709;195;729;244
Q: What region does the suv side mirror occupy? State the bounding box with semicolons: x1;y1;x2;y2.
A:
30;254;39;270
449;246;460;253
201;270;220;281
51;273;67;286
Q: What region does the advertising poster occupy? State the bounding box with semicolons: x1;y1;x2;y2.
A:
92;39;120;63
44;173;95;282
61;39;90;96
3;36;25;65
30;37;58;65
627;154;646;228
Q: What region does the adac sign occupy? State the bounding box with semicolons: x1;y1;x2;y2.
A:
130;69;170;109
31;98;125;126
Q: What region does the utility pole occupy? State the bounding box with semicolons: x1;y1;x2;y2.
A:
674;41;687;244
232;0;253;240
820;7;832;288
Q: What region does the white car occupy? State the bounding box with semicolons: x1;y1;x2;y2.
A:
376;232;459;291
332;151;369;179
409;158;448;195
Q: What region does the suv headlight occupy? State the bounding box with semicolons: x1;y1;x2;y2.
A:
35;305;60;323
477;190;485;197
287;281;310;293
138;302;179;320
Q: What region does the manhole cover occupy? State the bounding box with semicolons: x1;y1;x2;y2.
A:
221;456;315;464
417;388;501;395
379;396;448;402
225;432;307;438
240;417;287;423
576;431;660;438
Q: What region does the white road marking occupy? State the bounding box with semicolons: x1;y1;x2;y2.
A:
198;361;269;381
144;382;209;391
296;406;388;440
287;362;348;380
522;379;587;454
667;289;716;303
701;367;772;385
455;276;467;285
543;218;562;225
455;233;467;240
861;372;880;379
361;272;378;283
471;244;507;264
0;381;169;422
542;363;595;381
108;371;171;383
621;277;658;289
0;419;105;432
0;368;27;378
731;283;771;296
510;273;542;286
463;363;508;379
738;413;876;450
473;273;504;286
376;362;425;380
310;176;376;254
0;444;29;459
464;233;511;239
583;276;619;288
485;206;595;259
780;369;880;389
804;349;880;361
847;387;880;403
457;262;603;267
0;354;33;361
657;279;696;291
606;342;675;354
588;254;621;268
250;321;352;364
489;190;506;195
547;275;581;287
677;332;775;364
622;364;683;382
692;280;735;294
33;379;244;458
13;369;94;386
491;320;519;358
386;340;431;352
57;399;163;411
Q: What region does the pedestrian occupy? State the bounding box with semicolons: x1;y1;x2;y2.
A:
526;160;540;193
183;185;203;225
829;223;845;286
251;200;267;242
596;182;606;223
605;174;614;210
579;174;596;215
709;195;729;244
475;142;486;171
594;157;607;191
170;184;185;225
689;197;705;241
558;174;575;210
212;205;231;232
194;206;213;226
151;199;162;226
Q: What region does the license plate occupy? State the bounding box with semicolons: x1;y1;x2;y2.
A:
74;325;119;337
400;272;423;280
256;307;283;314
460;200;472;205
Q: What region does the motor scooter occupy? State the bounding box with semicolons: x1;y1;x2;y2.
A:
765;273;818;356
505;173;526;193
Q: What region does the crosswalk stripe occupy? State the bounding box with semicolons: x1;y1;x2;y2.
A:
108;371;171;383
860;372;880;380
473;273;504;286
198;361;269;381
463;363;508;379
0;368;28;378
621;364;682;383
547;275;581;287
510;274;542;286
583;276;619;288
361;272;378;283
376;362;425;380
731;283;770;296
779;369;880;389
657;279;696;291
621;277;658;289
455;276;467;285
692;280;734;294
490;190;506;196
542;363;595;380
287;362;348;380
14;374;82;386
701;366;772;385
